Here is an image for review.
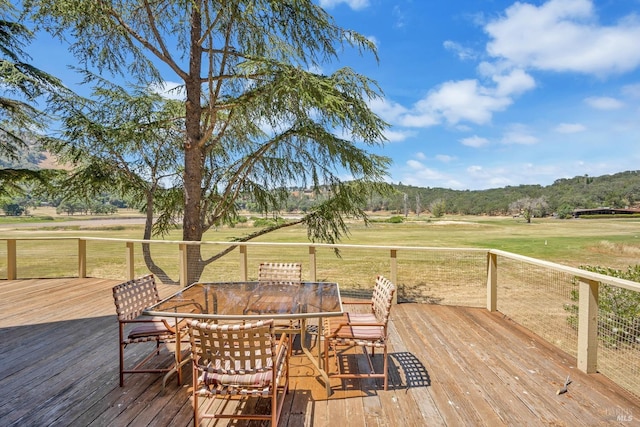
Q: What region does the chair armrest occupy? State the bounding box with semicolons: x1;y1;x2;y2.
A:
275;332;290;362
342;301;372;306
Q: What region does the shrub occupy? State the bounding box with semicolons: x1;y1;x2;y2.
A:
566;265;640;347
387;216;404;223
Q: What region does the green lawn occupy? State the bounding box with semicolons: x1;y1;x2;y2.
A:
2;212;639;270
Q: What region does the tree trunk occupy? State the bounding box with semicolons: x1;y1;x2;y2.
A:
182;5;205;285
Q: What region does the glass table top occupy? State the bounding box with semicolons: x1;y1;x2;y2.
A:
144;281;343;321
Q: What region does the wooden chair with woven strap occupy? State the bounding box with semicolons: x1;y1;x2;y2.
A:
188;319;290;427
244;262;303;339
323;275;396;391
258;262;302;283
112;274;185;387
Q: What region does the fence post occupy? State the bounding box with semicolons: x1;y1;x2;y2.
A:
487;251;497;312
78;239;87;278
308;246;317;282
390;249;398;304
125;242;135;280
577;278;599;373
239;244;248;281
7;239;16;280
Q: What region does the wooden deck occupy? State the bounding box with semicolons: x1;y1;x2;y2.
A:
1;278;638;426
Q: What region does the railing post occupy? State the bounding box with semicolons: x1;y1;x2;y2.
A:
179;243;188;287
7;239;16;280
125;242;135;280
78;239;87;278
239;244;248;281
390;249;398;304
577;278;599;373
308;246;317;282
487;251;497;312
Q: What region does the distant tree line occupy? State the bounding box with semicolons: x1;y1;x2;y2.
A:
4;170;640;220
378;171;640;218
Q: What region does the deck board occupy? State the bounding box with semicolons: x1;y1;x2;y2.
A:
0;278;638;426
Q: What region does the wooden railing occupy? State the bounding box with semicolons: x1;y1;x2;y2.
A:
1;237;639;397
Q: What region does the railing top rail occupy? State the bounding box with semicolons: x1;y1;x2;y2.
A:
490;248;640;292
0;236;488;252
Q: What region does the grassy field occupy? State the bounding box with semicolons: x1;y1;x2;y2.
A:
2;207;640;270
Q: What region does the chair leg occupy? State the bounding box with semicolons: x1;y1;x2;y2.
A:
272;389;277;426
192;364;199;427
383;345;389;391
118;325;125;387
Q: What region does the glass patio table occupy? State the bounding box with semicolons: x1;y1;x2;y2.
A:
144;281;344;395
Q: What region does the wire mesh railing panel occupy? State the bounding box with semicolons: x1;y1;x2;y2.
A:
396;250;486;306
314;246;388;298
85;240;129;280
136;242;183;283
495;255;578;357
596;285;640;397
14;239;78;278
194;243;241;283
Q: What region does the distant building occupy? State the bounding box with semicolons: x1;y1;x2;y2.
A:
572;207;640;218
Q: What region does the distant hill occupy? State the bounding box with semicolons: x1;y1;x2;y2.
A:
5;144;640;217
382;171;640;217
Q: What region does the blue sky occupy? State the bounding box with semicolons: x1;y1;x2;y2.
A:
317;0;640;190
27;0;640;190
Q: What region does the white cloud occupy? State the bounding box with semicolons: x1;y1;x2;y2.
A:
435;154;456;163
369;97;409;124
404;79;512;126
443;40;477;61
501;124;539;145
393;5;406;29
401;160;462;188
584;96;624;110
319;0;369;11
460;135;490;147
394;68;535;128
406;159;426;170
492;69;536;97
384;128;416;143
555;123;587;133
415;152;427;161
484;0;640;76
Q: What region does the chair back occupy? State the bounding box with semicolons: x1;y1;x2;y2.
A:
258;262;302;283
371;275;396;325
112;274;160;321
189;319;276;373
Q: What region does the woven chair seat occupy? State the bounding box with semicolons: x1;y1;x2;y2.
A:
127;322;174;341
324;313;386;346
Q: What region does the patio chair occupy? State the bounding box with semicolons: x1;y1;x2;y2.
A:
323;275;396;391
189;319;290;427
245;262;303;339
112;274;186;387
258;262;302;283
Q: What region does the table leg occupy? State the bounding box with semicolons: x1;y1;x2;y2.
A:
301;317;332;397
162;321;191;388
